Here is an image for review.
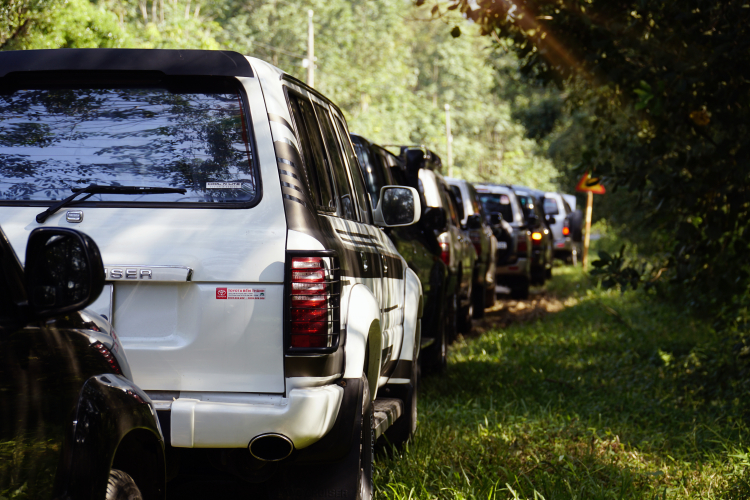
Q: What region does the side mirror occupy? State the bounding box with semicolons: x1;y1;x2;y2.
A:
489;213;502;226
546;215;556;225
466;214;482;230
372;186;422;227
25;227;105;319
422;206;447;232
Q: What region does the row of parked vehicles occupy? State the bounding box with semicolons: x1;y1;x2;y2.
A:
0;48;581;500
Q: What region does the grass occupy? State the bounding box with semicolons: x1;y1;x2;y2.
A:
374;267;750;499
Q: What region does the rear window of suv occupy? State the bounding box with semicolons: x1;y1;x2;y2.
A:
0;77;258;206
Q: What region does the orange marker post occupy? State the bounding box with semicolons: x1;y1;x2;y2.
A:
575;172;606;269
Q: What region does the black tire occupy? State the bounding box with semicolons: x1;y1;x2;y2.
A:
485;283;496;308
510;276;530;300
472;282;486;319
358;377;374;500
106;469;143;500
458;300;473;335
385;341;419;446
531;268;546;286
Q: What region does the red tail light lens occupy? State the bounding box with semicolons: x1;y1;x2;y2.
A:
439;242;450;266
531;232;543;245
517;238;528;253
289;256;339;350
92;341;122;375
470;234;482;257
562;226;570;236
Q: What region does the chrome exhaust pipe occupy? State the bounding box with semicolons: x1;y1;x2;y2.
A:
248;433;294;461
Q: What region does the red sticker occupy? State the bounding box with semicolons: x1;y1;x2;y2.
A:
216;288;228;299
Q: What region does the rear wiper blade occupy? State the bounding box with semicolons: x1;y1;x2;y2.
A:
36;184;187;223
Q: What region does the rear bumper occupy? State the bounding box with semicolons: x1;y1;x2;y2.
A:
496;258;529;277
155;383;343;450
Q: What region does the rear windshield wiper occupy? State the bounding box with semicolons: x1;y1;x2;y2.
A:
36;184;188;223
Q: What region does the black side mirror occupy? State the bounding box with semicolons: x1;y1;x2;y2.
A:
466;214;482;230
25;228;105;319
422;206;447;232
527;213;540;228
546;215;556;225
489;213;502;226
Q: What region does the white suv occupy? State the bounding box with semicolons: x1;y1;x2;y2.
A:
0;48;423;499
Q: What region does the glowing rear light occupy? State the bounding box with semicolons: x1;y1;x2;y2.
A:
562;226;570;236
288;255;339;351
439;242;450;266
91;341;122;375
531;232;543;242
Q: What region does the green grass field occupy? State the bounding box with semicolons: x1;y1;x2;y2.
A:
375;267;750;499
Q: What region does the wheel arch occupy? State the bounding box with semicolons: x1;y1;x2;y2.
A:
343;284;381;399
111;428;166;500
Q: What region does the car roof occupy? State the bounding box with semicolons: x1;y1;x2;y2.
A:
0;48;254;78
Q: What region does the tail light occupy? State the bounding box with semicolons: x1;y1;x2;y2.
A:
439;241;450;266
287;254;340;352
531;232;543;245
517;238;528;253
91;341;122;375
562;225;570;236
470;234;482;258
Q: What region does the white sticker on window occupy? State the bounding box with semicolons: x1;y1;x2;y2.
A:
206;182;243;189
216;287;266;300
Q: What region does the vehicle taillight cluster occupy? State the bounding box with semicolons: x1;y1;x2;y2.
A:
289;256;339;351
517;238;528;253
439;241;450;266
91;341;122;375
470;234;482;258
531;232;543;245
562;225;570;236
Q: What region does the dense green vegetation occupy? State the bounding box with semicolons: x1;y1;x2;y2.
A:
438;0;750;329
376;267;750;499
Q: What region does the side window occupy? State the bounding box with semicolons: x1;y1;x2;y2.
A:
449;185;465;221
286;94;320;205
334;117;371;224
441;185;460;227
314;103;356;221
562;199;572;214
289;93;335;211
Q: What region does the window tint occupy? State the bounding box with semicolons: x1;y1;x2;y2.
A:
287;94;319;205
315;103;355;220
0;83;257;205
441;185;459;226
478;193;513;223
543;197;559;215
449;185;465;221
353;139;389;209
334;119;370;224
289;94;335;211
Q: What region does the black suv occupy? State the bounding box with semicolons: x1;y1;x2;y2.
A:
0;226;165;500
513;186;554;285
351;134;451;371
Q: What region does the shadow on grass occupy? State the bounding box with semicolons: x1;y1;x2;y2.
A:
376;269;750;499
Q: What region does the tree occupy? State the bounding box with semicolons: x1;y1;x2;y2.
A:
431;0;750;324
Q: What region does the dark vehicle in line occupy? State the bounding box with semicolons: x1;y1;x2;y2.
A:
476;184;533;299
396;147;476;337
350;135;451;372
445;178;498;317
0;226;165;500
513;186;554;285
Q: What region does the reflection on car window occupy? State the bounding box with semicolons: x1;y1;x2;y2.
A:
315;104;356;220
543;197;559;215
478;193;513;224
0;85;257;204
